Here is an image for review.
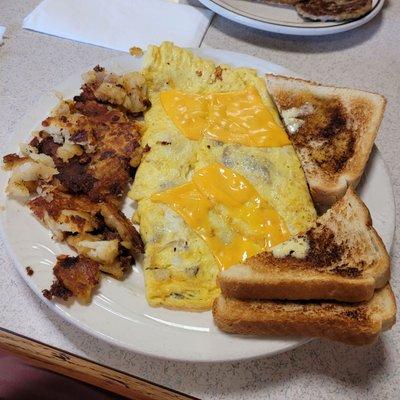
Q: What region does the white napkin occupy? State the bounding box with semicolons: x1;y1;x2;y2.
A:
23;0;213;51
0;26;5;45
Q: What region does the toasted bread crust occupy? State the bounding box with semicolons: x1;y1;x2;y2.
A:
213;285;396;345
219;189;390;302
265;74;386;207
219;275;382;303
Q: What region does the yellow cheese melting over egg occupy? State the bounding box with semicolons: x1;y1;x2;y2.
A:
152;163;290;269
160;86;290;148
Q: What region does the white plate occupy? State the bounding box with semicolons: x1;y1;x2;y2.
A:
199;0;385;35
0;48;395;362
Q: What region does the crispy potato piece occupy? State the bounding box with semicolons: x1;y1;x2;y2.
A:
29;191;100;240
66;233;130;280
99;202;144;255
81;67;149;114
4;150;58;200
53;255;100;302
89;156;130;203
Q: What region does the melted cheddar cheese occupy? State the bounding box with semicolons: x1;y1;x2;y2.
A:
160;86;290;147
152;163;289;269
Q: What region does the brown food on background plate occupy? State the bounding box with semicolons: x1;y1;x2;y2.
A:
252;0;372;22
296;0;372;22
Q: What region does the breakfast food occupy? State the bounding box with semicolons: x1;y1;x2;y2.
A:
218;188;390;302
3;42;395;346
253;0;373;22
213;284;396;345
3;66;148;302
265;75;386;207
44;255;101;303
214;183;395;344
296;0;372;22
129;42;316;310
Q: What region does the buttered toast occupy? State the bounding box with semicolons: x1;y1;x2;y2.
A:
213;285;396;345
218;188;390;303
265;75;386;207
296;0;372;22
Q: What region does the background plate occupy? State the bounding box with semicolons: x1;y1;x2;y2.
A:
199;0;384;35
0;48;395;362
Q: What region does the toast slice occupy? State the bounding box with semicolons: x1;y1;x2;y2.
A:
265;74;386;207
213;285;396;345
218;188;390;302
295;0;372;22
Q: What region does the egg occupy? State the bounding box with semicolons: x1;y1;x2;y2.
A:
129;42;316;310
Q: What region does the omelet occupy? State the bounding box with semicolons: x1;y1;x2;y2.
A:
129;42;316;310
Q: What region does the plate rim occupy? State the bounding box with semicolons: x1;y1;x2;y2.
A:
198;0;385;35
0;47;395;362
